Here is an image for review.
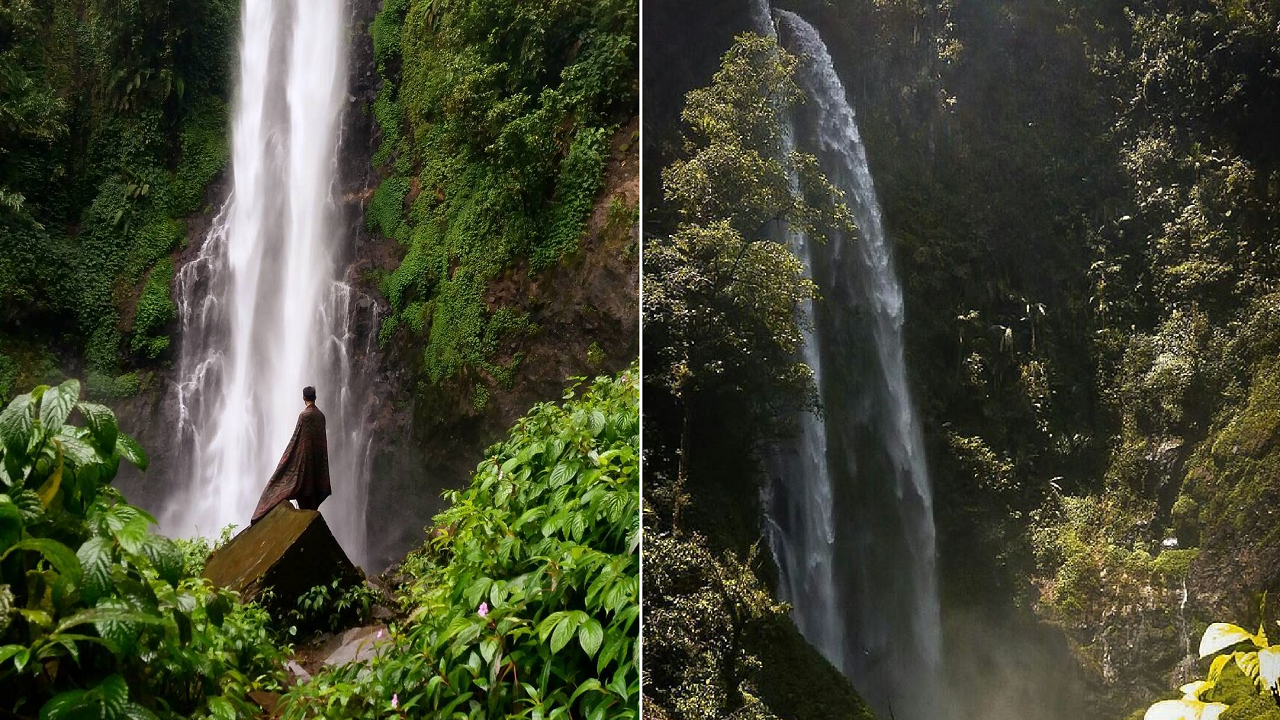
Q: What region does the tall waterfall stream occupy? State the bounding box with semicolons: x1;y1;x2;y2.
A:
162;0;379;568
754;3;946;717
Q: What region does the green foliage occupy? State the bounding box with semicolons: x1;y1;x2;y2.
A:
367;0;637;390
288;580;380;636
173;524;236;578
365;173;410;242
472;383;490;412
131;258;176;360
0;355;17;401
0;1;233;380
645;34;850;456
643;530;876;720
278;368;639;720
0;380;287;718
536;125;611;271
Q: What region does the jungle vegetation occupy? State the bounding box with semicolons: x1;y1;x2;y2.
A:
0;367;637;720
0;0;235;399
644;0;1280;717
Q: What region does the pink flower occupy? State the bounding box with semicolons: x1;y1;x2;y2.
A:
391;693;398;709
478;602;489;617
376;629;383;639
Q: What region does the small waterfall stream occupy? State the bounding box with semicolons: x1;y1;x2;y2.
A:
755;3;946;717
163;0;379;567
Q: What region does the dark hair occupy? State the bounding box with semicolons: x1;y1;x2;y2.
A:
303;386;316;402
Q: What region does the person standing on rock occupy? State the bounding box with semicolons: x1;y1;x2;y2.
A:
251;386;331;523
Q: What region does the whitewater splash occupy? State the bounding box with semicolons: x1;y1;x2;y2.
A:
164;0;379;567
755;3;946;718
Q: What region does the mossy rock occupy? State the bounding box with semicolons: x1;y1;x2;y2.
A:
203;504;362;617
1223;696;1280;720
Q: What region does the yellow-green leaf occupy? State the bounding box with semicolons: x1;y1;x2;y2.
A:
1199;623;1258;658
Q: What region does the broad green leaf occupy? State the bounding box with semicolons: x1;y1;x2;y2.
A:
38;380;78;434
18;608;53;630
1199;623;1257;658
11;490;42;521
204;592;231;626
106;504;144;534
114;516;150;555
549;463;576;488
550;614;577;654
116;433;147;471
76;403;118;454
587;410;606;436
0;394;33;457
54;432;99;468
98;674;129;716
41;674;128;720
578;618;604;657
495;481;512;506
598;631;627;674
122;703;159;720
90;599;144;656
76;537;113;604
138;534;184;585
479;636;498;663
569;678;602;703
207;696;236;720
40;689;92;720
55;606;166;635
2;538;81;586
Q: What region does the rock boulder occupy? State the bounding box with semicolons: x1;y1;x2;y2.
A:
202;504;361;615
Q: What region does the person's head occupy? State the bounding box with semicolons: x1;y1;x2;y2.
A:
303;386;316;405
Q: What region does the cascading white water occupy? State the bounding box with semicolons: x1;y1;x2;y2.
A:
165;0;379;567
754;0;847;672
755;3;946;718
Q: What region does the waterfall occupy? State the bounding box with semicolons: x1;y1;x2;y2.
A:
164;0;379;567
755;3;946;718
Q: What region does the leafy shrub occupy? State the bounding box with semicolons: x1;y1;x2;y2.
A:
278;368;639;719
173;524;237;578
288;580;381;636
366;0;637;390
0;379;287;718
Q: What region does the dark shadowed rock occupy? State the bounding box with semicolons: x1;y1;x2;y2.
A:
202;504;361;615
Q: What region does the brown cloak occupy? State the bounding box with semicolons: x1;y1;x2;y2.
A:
251;404;331;523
